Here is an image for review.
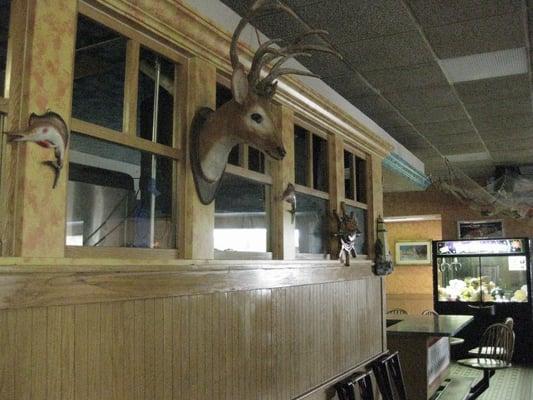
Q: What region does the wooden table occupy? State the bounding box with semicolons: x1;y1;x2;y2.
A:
386;315;473;400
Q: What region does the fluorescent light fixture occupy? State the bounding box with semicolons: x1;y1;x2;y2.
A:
383;215;441;223
446;152;491;162
439;48;527;83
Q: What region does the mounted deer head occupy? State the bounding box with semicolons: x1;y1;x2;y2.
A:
190;0;341;204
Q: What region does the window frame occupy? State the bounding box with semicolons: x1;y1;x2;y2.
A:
212;75;274;260
66;3;187;257
293;116;331;259
343;143;370;256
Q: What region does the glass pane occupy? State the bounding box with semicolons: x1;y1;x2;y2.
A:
137;47;175;146
437;255;529;303
216;83;239;166
344;150;354;200
0;0;10;97
294;125;308;186
214;173;270;253
312;134;328;192
295;192;328;254
66;133;175;248
248;146;265;174
345;204;367;255
356;156;367;203
73;15;126;131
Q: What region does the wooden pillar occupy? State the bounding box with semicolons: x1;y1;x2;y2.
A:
1;0;77;257
178;57;216;259
271;104;295;259
328;134;345;260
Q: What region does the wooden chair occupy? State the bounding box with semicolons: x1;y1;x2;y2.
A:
335;370;374;400
371;351;408;400
387;308;408;315
468;317;514;357
458;323;515;400
421;309;465;346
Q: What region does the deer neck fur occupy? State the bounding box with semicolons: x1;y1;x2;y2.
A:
198;102;242;183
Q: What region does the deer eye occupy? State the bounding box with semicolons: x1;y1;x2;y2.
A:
251;113;263;123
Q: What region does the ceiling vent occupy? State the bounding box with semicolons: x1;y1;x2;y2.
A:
438;48;527;83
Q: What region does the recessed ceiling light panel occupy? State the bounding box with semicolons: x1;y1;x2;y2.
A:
438;48;527;83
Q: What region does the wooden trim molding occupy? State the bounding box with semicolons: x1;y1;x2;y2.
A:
225;163;273;185
0;259;376;309
294;184;330;200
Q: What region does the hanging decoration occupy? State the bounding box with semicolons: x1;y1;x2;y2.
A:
332;202;361;266
190;0;341;204
5;111;69;188
374;215;393;276
281;183;296;223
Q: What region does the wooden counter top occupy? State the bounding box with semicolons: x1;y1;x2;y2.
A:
386;315;473;337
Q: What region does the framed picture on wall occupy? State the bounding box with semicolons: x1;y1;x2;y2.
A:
457;220;504;239
395;241;432;265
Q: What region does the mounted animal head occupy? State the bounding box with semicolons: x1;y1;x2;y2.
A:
190;0;340;204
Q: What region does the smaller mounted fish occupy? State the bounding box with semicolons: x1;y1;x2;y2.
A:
5;111;69;188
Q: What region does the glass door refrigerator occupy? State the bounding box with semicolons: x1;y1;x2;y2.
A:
433;238;533;363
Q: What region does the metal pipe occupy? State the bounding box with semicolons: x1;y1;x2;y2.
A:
149;56;161;248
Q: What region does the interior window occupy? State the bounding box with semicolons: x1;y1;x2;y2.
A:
0;0;10;97
356;156;367;203
66;133;175;248
295;192;328;254
72;15;127;131
137;47;175;146
344;150;355;200
312;134;328;191
214;173;270;253
294;125;309;186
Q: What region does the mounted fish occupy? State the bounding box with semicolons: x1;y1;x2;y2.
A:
5;111;69;188
190;0;341;204
332;202;361;266
281;183;296;223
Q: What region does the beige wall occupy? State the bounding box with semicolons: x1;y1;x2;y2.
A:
385;219;442;314
384;188;533;239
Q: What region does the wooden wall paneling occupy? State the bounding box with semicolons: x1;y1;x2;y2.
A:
32;307;48;400
177;57;216;259
15;308;31;400
74;304;88;400
123;301;135;399
271;104;296;259
87;303;101;399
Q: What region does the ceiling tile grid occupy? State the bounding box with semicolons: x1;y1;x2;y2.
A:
220;0;533;178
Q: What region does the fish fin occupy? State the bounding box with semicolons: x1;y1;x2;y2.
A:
41;160;61;189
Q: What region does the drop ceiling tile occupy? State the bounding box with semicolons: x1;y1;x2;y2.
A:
492;149;533;163
323;73;375;99
254;11;307;41
349;95;395;117
479;127;533;141
455;75;530;103
466;97;532;120
416;119;475;136
339;32;434;72
424;13;525;58
438;142;486;154
363;63;449;92
428;132;482;146
486;137;533;152
400;104;467;124
407;0;522;27
472;113;533;131
376;113;412;129
386;125;420;138
305;0;415;43
385;85;458;109
300;54;353;80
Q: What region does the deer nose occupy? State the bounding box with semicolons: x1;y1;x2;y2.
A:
277;146;287;158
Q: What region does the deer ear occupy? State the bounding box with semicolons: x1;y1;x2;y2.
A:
232;66;249;105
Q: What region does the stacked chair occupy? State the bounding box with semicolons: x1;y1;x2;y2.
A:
457;319;515;400
421;309;465;346
335;351;408;400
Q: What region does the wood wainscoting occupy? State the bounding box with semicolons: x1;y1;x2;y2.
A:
0;260;385;400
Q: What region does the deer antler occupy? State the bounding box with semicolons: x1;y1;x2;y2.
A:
230;0;341;97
